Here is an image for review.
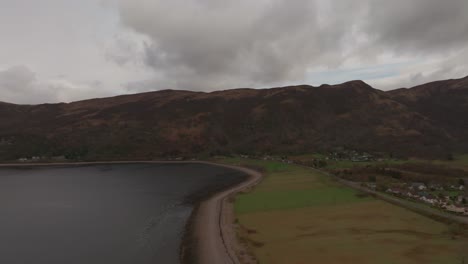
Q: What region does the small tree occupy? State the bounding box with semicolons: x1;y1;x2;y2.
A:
377;184;388;192
459;178;465;186
447;153;455;161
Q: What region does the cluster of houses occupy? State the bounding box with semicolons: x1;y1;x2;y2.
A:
380;182;468;216
17;156;43;162
17;156;67;162
238;150;374;164
0;137;13;146
260;155;293;164
327;150;374;162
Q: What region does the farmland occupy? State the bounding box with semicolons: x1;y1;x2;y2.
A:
220;158;468;264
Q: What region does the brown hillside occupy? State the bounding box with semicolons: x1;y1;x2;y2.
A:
0;77;467;160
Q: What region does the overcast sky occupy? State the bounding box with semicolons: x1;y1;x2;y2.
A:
0;0;467;104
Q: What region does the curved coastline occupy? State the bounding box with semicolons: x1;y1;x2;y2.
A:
0;160;262;264
184;162;262;264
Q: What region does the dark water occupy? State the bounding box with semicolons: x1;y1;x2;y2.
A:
0;163;247;264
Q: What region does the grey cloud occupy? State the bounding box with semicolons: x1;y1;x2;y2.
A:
367;46;468;90
0;66;52;104
117;0;468;92
364;0;468;54
2;0;467;104
0;66;109;104
0;66;36;93
105;33;148;67
405;48;468;87
118;0;362;91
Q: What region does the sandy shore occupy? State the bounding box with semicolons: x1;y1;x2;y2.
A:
0;160;263;264
188;162;262;264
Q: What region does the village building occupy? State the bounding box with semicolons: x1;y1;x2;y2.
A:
410;182;427;191
446;204;466;214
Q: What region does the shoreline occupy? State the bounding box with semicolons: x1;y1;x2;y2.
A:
0;160;263;264
184;162;262;264
0;160;215;167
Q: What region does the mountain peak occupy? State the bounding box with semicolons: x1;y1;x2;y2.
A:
318;80;373;90
332;80;375;92
343;80;371;87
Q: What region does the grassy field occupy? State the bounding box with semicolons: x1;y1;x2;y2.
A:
433;154;468;172
291;153;468;171
219;158;468;264
289;153;412;169
324;159;411;169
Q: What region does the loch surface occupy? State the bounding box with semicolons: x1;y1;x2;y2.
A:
0;163;247;264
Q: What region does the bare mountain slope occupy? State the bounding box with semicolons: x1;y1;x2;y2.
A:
1;77;467;160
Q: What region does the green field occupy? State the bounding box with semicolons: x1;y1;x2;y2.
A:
218;158;468;264
290;153;468;171
235;187;371;214
288;153;413;169
325;159;412;169
433;154;468;172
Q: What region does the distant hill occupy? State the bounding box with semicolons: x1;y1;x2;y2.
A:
1;76;467;161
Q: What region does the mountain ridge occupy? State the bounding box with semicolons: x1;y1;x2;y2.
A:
0;76;467;161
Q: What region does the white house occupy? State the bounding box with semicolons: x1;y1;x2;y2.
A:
410;183;427;191
446;205;465;214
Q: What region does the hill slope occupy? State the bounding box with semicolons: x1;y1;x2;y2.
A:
0;77;467;160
